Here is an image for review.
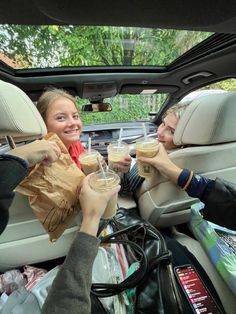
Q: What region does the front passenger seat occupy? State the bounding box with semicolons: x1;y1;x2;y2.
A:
135;91;236;228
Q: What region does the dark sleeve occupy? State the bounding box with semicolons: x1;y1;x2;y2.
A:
41;232;100;314
177;169;212;198
121;162;144;193
0;157;28;234
201;178;236;231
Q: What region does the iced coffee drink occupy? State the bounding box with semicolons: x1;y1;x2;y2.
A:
107;141;129;174
79;150;103;175
135;138;159;177
89;170;120;219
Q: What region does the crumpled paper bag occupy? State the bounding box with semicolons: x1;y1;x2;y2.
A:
16;133;85;241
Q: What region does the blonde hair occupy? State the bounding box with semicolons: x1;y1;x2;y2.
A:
37;87;77;122
164;103;188;121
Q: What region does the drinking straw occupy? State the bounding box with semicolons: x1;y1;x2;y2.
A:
97;156;106;180
142;123;147;141
88;137;91;154
118;127;123;147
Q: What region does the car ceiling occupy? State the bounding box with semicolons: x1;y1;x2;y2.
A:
1;0;236;33
1;0;236;122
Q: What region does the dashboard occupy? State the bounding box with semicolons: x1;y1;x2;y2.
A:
80;121;157;159
0;122;157;159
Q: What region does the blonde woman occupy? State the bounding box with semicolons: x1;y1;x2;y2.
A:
119;103;189;192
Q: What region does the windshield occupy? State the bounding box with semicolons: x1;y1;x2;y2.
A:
78;93;167;125
0;25;212;69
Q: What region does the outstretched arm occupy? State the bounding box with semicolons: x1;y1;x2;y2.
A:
138;143;236;230
8;139;61;167
0;140;61;234
41;174;121;314
138;143;182;183
138;143;211;198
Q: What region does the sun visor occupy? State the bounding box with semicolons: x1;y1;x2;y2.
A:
120;84;178;94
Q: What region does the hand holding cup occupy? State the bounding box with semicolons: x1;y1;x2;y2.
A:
79;173;121;235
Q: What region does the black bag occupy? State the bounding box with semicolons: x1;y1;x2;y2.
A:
91;208;183;314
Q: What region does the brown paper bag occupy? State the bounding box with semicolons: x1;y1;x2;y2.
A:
16;133;85;241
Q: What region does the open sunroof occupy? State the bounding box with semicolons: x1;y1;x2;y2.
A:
0;25;212;69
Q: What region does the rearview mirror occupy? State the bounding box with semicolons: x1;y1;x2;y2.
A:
82;103;112;112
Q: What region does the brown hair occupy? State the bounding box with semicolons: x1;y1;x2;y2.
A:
37;87;77;122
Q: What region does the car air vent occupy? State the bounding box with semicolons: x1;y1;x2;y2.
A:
149;123;157;133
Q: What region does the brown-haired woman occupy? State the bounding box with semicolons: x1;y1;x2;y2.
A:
37;88;85;169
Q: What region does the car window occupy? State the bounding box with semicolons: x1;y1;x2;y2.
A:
181;79;236;104
202;78;236;92
186;79;236;98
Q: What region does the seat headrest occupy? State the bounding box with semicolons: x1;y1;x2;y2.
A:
0;80;47;140
174;92;236;145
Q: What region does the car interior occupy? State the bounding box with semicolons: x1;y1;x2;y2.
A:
0;1;236;313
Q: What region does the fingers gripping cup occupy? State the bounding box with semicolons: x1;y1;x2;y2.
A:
89;170;120;219
79;150;103;175
135;138;159;178
107;141;129;174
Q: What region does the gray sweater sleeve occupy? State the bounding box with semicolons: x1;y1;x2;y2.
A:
41;231;100;314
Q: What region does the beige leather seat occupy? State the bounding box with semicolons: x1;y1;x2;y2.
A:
0;80;77;271
136;91;236;228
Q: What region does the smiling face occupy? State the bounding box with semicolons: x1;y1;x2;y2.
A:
45;96;83;148
157;112;179;150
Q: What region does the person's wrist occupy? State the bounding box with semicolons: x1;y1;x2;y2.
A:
80;213;101;236
8;150;28;160
159;161;182;183
82;212;101;223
